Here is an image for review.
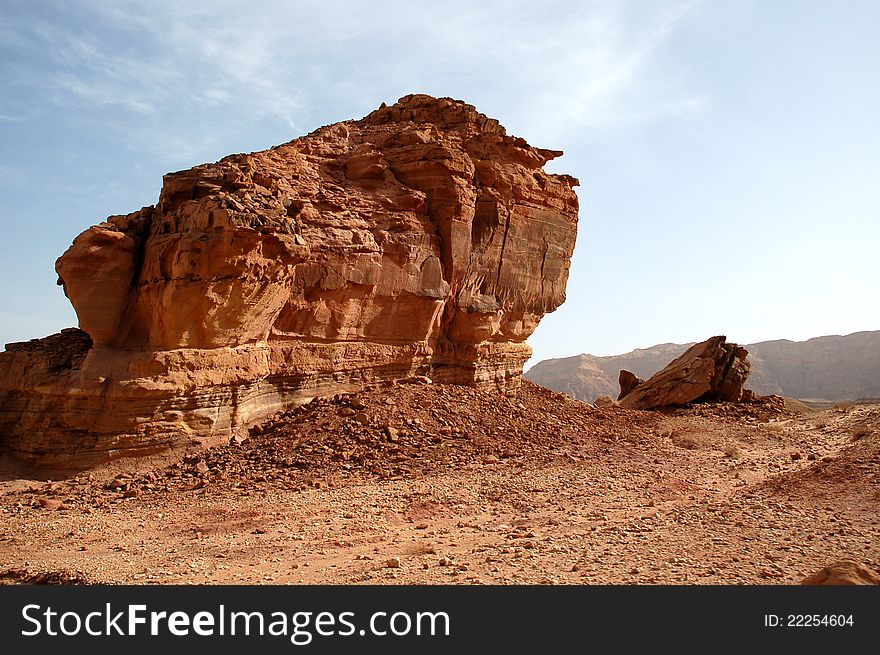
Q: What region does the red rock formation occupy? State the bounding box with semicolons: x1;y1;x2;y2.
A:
617;370;643;400
618;336;751;410
0;94;579;470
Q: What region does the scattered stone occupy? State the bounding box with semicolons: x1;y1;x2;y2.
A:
801;561;880;585
594;396;618;409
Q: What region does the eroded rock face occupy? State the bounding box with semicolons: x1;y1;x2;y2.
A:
0;94;579;470
618;336;751;410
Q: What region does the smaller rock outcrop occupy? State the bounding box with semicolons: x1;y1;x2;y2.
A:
801;560;880;585
618;336;750;410
617;370;644;400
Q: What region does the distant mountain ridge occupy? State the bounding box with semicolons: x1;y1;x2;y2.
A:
525;331;880;403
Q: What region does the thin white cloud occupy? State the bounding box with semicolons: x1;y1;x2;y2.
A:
2;0;708;158
496;0;707;142
4;18;180;115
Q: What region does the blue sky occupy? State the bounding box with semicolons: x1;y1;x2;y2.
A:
1;0;878;367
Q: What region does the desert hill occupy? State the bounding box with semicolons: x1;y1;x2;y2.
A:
526;331;880;403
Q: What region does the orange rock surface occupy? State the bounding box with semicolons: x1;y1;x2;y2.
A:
0;95;579;470
618;336;751;410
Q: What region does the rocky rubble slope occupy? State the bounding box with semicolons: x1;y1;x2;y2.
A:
0;95;578;470
2;381;876;585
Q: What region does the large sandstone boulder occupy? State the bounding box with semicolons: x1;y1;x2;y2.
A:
618;336;750;410
526;331;880;404
0;95;579;470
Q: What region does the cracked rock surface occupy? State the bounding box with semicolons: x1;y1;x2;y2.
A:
0;94;578;469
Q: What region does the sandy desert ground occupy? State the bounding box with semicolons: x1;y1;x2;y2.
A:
1;381;877;585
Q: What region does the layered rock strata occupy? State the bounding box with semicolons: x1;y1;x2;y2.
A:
0;95;579;470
